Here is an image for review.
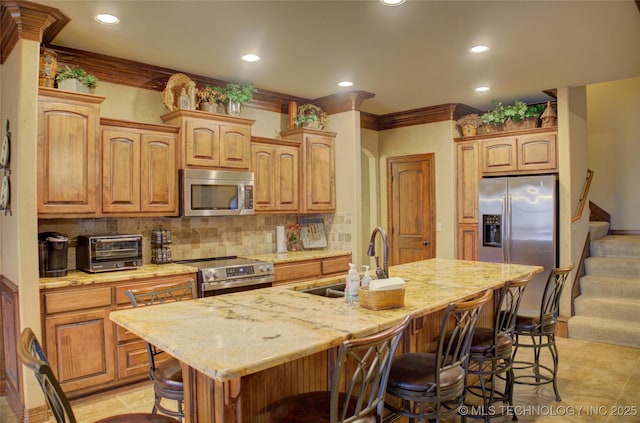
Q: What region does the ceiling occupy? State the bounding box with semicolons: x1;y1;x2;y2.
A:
34;0;640;115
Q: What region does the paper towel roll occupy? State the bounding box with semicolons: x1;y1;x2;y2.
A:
276;225;287;253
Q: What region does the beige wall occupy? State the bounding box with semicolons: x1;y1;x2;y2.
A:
587;77;640;230
377;121;457;260
360;128;380;265
557;87;590;317
1;38;46;410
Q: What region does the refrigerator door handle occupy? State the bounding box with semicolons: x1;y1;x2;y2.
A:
506;194;512;263
501;194;507;263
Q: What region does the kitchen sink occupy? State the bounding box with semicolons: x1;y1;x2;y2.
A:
299;282;345;298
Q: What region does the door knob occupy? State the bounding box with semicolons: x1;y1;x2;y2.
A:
422;240;429;246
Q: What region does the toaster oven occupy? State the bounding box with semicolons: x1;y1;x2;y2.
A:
76;235;143;273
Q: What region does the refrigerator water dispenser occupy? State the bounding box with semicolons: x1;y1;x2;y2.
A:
482;214;502;247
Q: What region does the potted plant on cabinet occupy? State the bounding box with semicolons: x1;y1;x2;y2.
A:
55;65;98;94
456;113;482;137
294;104;328;130
480;100;507;133
502;100;545;131
196;84;226;113
218;83;255;116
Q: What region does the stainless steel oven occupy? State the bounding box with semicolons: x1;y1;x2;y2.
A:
176;256;274;297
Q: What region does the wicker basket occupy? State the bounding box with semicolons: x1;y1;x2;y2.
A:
358;286;405;310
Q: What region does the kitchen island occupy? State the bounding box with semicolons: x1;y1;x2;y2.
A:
109;258;543;422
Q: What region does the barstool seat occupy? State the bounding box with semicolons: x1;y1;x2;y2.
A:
268;391;376;423
18;327;180;423
384;290;492;422
512;265;574;403
463;274;533;422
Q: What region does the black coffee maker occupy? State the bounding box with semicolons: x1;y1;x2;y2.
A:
38;232;69;277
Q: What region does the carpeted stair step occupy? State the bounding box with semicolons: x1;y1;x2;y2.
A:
579;275;640;298
574;296;640;321
568;315;640;348
584;256;640;278
589;221;610;241
591;234;640;257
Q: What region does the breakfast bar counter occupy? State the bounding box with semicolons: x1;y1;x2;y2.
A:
109;258;542;422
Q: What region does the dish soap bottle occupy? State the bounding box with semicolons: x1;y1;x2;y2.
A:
361;265;372;288
345;263;360;304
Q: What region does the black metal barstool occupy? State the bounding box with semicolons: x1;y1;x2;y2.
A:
511;265;574;402
18;327;180;423
383;289;493;422
463;274;533;422
267;314;411;423
126;279;196;420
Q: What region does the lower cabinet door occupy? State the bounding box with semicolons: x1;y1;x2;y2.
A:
44;308;116;392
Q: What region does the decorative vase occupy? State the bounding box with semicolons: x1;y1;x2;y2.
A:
226;101;242;116
461;124;478;137
39;48;58;88
199;102;217;113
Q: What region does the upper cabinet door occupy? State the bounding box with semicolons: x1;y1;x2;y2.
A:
38;89;104;217
517;133;557;172
141;133;177;214
102;129;141;213
252;144;277;211
481;137;518;174
185;118;220;167
219;124;251;169
275;145;299;211
302;133;335;213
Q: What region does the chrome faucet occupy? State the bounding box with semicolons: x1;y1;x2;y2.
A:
367;226;389;279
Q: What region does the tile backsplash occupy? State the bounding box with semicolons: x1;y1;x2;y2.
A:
38;213;352;270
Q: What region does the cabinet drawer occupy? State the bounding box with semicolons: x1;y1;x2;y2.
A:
114;273;196;306
321;255;351;275
116;340;150;379
274;261;321;283
43;286;112;314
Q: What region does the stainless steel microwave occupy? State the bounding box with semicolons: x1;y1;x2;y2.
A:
181;169;254;216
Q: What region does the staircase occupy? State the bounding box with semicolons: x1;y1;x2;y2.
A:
568;221;640;347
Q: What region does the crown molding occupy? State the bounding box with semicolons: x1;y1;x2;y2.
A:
0;0;68;63
370;103;482;131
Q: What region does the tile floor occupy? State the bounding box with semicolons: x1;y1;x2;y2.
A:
2;337;639;422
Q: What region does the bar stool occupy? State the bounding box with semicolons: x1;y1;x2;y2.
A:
267;314;411;423
18;327;180;423
126;279;196;420
463;274;533;422
511;265;574;402
383;289;492;422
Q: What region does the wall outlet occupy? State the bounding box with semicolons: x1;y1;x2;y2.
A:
436;222;442;232
266;232;273;243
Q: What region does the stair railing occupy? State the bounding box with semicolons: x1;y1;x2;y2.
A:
572;168;594;222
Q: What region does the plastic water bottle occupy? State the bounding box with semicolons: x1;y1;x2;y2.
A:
361;265;372;288
345;263;360;304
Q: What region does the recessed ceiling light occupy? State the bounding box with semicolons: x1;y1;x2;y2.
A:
380;0;406;6
338;81;354;88
469;45;489;54
241;54;261;63
95;14;119;24
475;86;491;92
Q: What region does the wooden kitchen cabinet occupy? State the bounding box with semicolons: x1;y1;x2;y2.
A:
37;87;105;217
42;286;115;393
251;136;300;212
456;141;479;224
161;109;254;169
480;130;557;175
41;271;196;396
454;128;557;260
101;119;179;216
280;128;336;213
273;254;351;286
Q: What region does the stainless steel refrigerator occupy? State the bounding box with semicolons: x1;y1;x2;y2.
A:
478;174;558;312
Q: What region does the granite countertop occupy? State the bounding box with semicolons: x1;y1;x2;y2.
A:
243;250;352;264
39;250;350;290
39;263;199;290
109;258;543;382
